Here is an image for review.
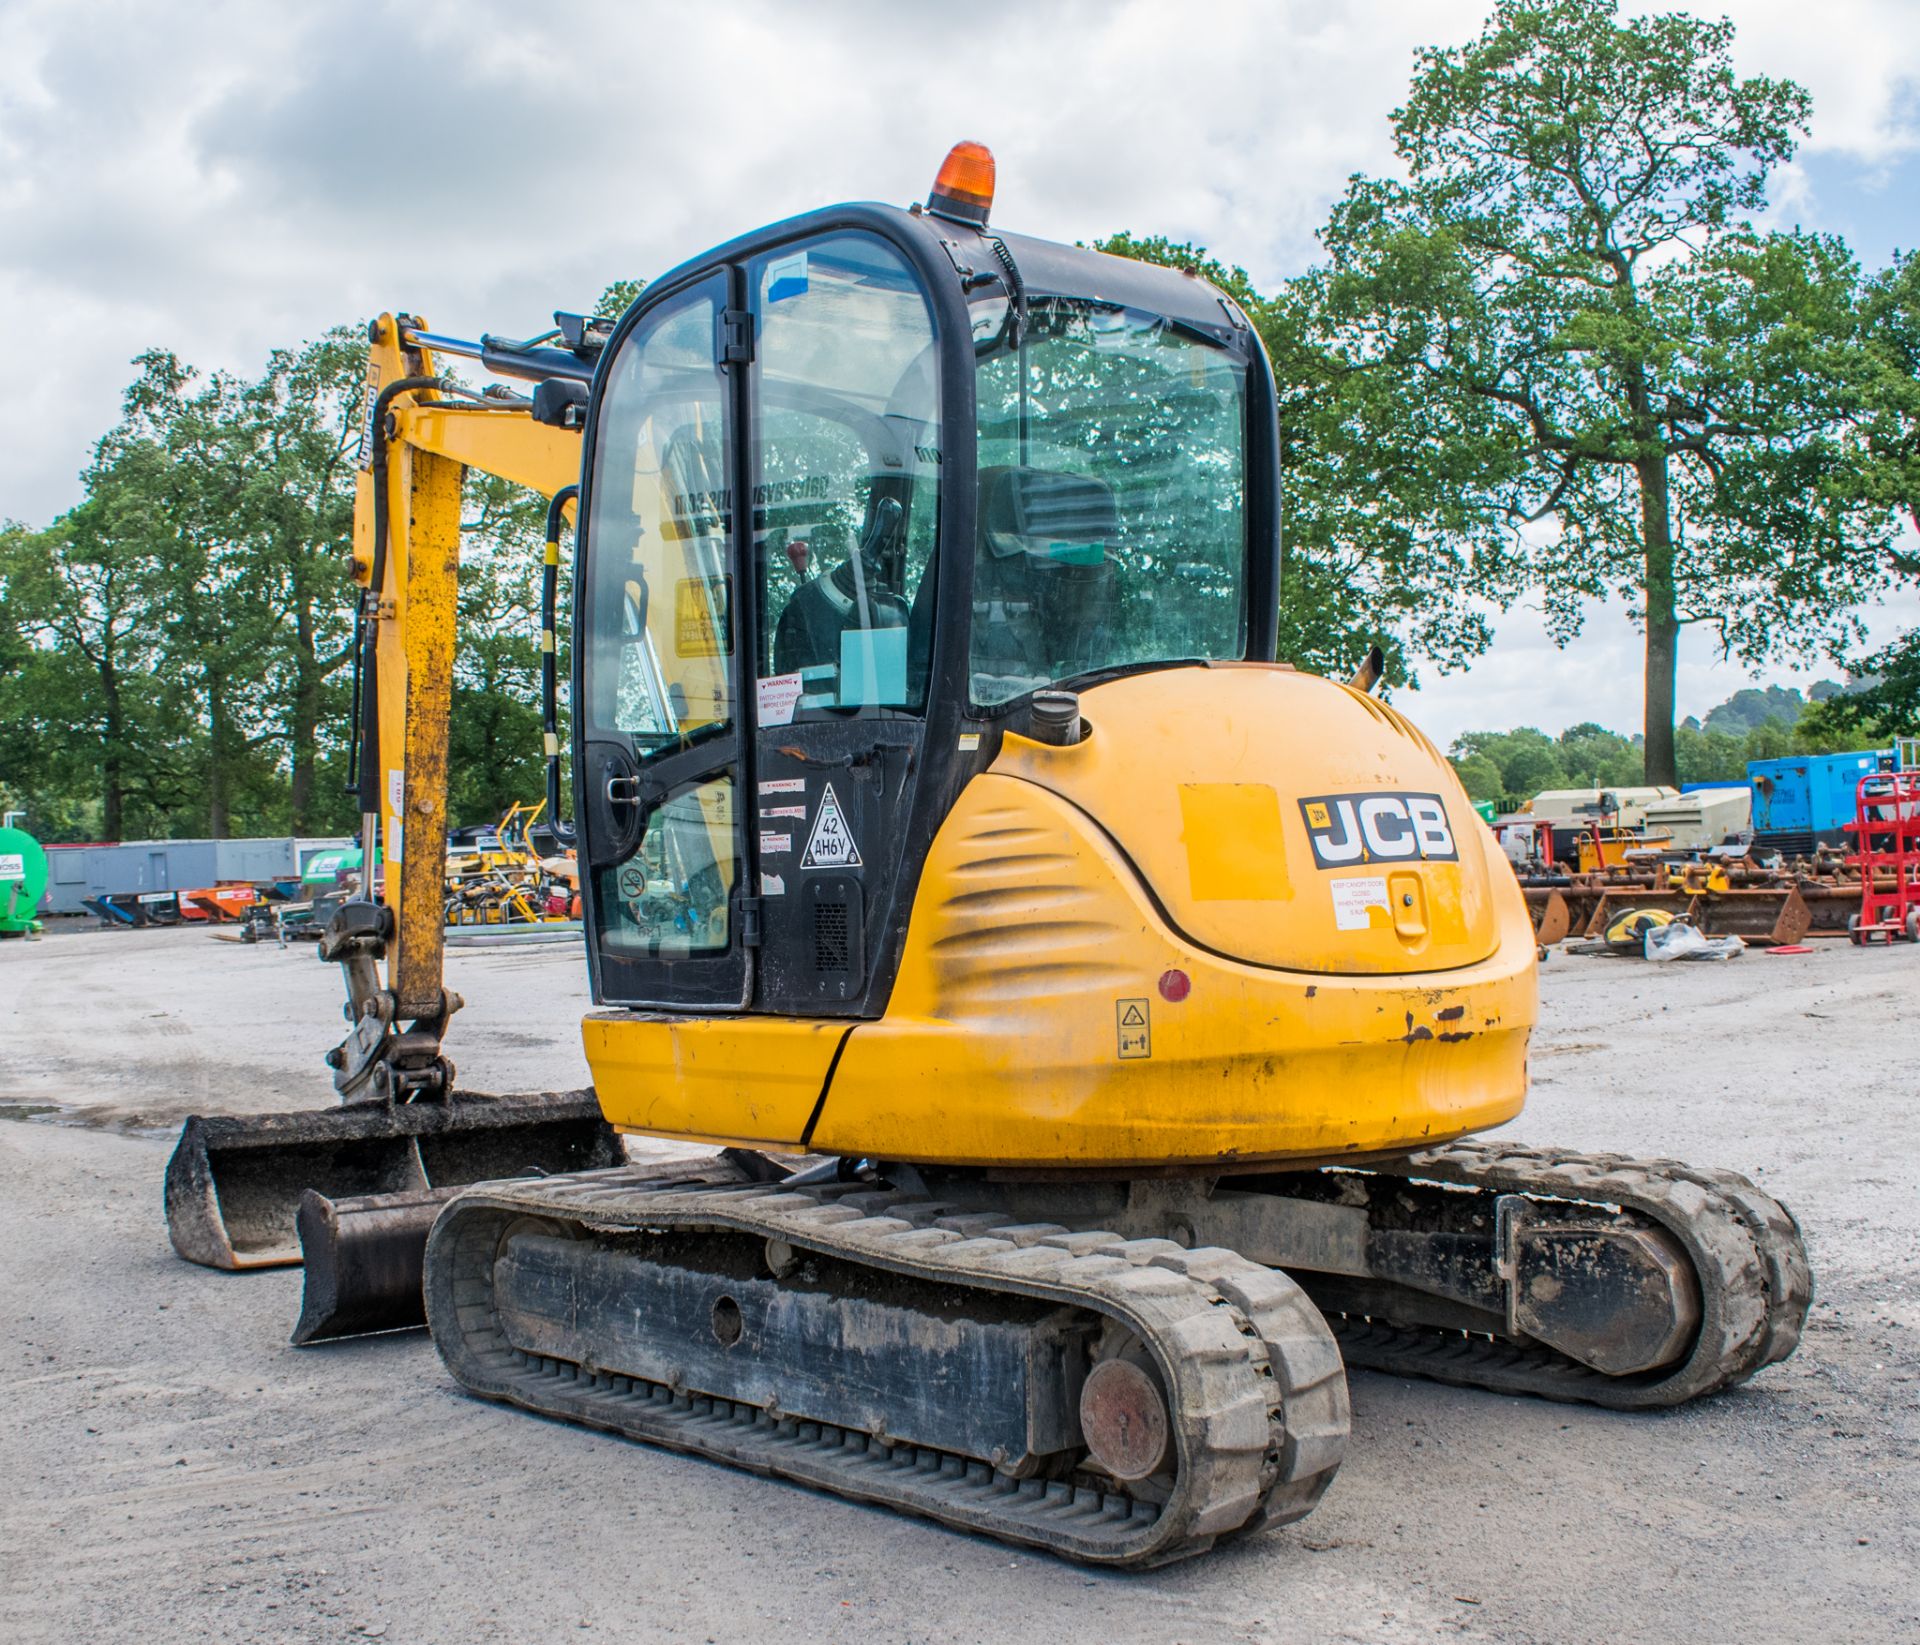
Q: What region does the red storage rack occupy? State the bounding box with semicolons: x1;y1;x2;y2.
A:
1844;770;1920;943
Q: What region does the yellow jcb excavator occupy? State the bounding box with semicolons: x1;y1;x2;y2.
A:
164;143;1810;1566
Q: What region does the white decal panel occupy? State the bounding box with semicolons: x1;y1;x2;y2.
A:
1330;875;1389;932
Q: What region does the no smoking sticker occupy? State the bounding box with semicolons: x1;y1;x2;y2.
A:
1116;997;1151;1059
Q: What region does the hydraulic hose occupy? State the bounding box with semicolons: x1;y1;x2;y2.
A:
542;485;580;847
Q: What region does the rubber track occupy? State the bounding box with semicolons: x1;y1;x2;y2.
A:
1324;1140;1812;1410
425;1167;1349;1566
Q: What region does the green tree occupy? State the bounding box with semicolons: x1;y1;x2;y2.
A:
1452;726;1568;795
105;351;291;835
1810;251;1920;744
1451;751;1506;800
234;330;366;833
1800;641;1920;743
1859;249;1920;535
596;279;647;320
1320;0;1894;786
0;494;192;838
1556;721;1636;785
447;473;550;827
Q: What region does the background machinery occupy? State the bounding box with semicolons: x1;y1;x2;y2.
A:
165;144;1811;1566
0;815;47;937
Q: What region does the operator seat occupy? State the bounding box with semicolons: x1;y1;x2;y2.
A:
969;465;1120;700
772;492;909;682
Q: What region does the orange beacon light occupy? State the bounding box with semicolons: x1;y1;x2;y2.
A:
927;141;996;224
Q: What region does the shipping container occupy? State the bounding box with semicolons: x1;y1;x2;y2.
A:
38;837;308;916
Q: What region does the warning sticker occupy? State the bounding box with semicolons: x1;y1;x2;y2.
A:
674;575;732;657
761;805;805;820
1331;875;1389;932
759;832;792;855
801;782;862;869
1116;997;1151;1059
761;872;787;897
758;777;805;796
757;671;803;727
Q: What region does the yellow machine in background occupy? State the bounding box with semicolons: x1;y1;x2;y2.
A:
167;143;1811;1568
444;800;579;926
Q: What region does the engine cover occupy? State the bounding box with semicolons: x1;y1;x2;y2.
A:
994;665;1511;976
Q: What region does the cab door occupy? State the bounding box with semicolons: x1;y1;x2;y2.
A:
576;273;752;1009
742;232;945;1015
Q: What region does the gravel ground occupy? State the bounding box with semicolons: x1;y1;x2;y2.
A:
0;921;1913;1645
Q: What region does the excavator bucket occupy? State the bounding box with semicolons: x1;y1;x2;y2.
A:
1584;887;1812;948
164;1089;622;1271
1691;887;1812;946
1524;888;1571;945
1529;886;1605;943
1798;879;1864;938
291;1186;457;1344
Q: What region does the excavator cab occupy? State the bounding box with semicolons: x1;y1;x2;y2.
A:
571;184;1279;1032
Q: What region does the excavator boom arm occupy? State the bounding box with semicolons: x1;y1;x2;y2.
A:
347;312;583;1057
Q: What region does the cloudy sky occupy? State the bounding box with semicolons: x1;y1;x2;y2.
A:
2;0;1915;745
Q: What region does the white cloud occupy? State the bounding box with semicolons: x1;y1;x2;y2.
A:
1396;564;1920;749
2;0;1915;740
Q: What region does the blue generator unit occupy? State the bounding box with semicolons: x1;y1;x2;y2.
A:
1747;749;1892;854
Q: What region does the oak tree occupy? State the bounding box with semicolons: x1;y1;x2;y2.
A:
1321;0;1893;783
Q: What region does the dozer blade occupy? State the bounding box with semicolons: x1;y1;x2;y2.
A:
164;1089;622;1271
293;1147;736;1346
291;1187;457;1345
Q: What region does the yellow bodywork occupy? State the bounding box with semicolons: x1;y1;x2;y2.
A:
587;665;1537;1170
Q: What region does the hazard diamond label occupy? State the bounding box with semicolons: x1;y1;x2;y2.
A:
800;782;862;869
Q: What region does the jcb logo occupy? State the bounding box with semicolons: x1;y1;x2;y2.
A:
1300;792;1456;868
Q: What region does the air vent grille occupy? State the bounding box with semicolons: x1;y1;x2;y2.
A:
813;900;851;973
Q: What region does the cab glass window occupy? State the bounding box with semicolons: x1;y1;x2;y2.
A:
605;776;736;958
583;285;738;960
583;291;733;753
969;298;1247;706
751;235;940;719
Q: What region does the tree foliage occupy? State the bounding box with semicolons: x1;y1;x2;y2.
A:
0;330;554;842
1450;685;1872;802
1317;0;1897;784
596;279;647;320
1859;249;1920;537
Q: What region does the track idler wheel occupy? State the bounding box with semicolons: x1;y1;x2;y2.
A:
1080;1352;1173;1483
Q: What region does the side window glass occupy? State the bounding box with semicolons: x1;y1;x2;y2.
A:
584;293;733;755
601;776;736;957
750;235;940;719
